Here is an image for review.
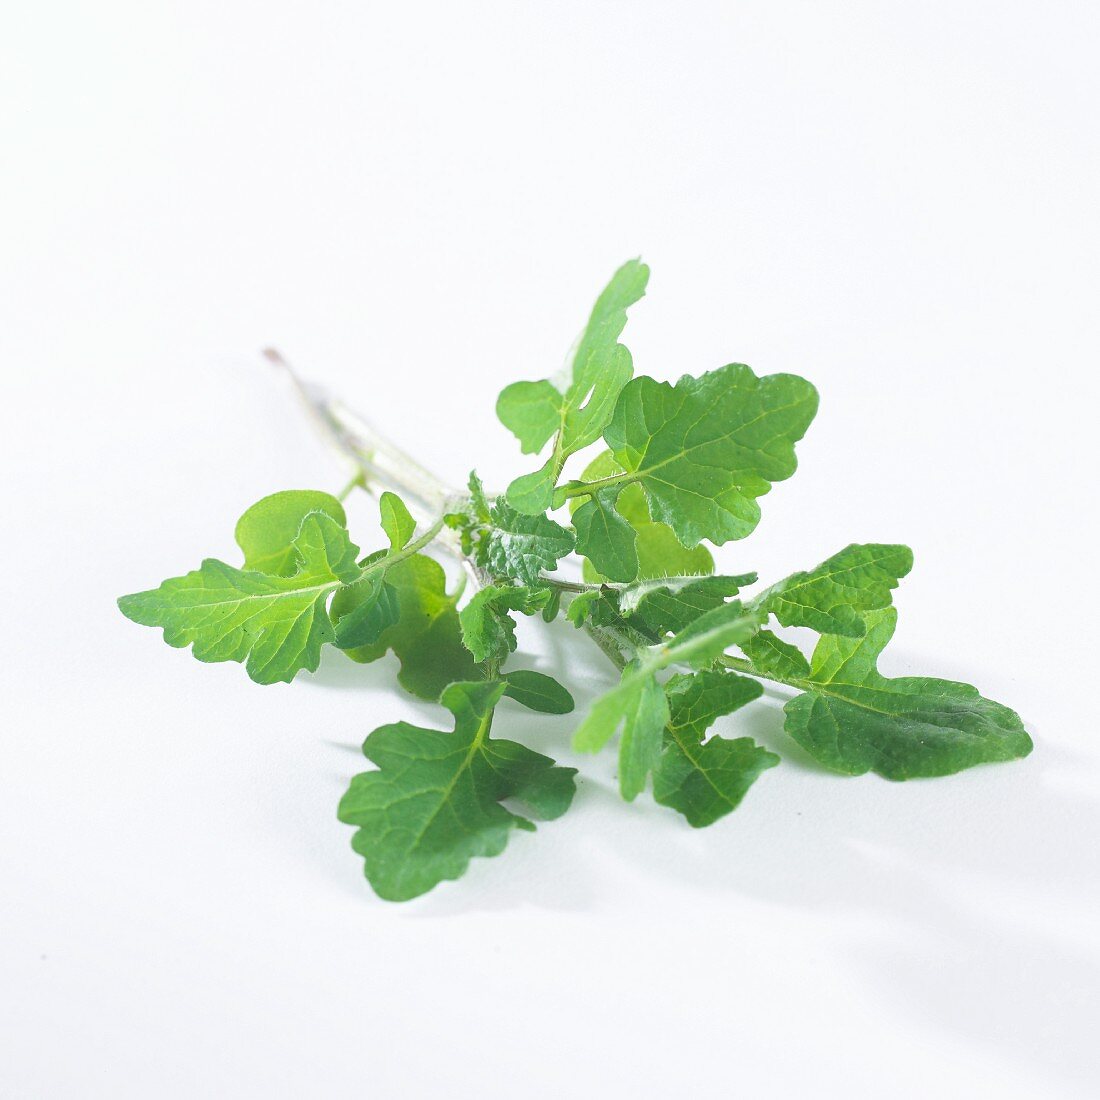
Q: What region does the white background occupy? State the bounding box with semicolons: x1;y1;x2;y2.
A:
2;2;1098;1097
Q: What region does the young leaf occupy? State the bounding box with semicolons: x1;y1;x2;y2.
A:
501;670;575;714
572;450;714;583
234;490;347;576
653;671;777;827
500;259;650;512
379;491;417;550
582;364;818;547
784;609;1032;778
119;512;362;684
478;499;575;586
331;572;401;650
459;584;553;663
572;488;639;582
338;681;577;901
332;554;479;700
755;543;913;637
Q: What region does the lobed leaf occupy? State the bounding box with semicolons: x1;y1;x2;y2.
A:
573;602;764;797
478;499;575;586
339;681;577;901
783;609;1032;778
119;511;362;684
500;260;649;513
755;543;913;637
459;584;553;664
591;364;818;548
653;671;777;827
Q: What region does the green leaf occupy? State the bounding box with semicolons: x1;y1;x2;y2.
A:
339;681;577;901
653;671;777;827
573;602;764;797
494;380;562;455
502;670;575;714
501;259;649;512
572;452;713;582
479;499;575;586
590;363;818;547
784;609;1032;779
573;662;670;800
459;584;552;663
378;491;416;550
234;490;346;576
332;554;479;700
331;571;401;650
119;512;362;684
620;574;757;638
572;488;638;582
756;543;913;637
739;629;810;680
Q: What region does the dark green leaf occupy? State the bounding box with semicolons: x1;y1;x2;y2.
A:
739;629;810;680
784;609;1033;779
502;670;575;714
338;681;577;901
653;671;777;827
479;500;575;586
459;584;553;663
572;488;638;582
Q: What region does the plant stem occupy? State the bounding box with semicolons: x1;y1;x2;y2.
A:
269;350;793;691
336;471;365;502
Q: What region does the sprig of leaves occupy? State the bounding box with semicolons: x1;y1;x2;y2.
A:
120;259;1032;901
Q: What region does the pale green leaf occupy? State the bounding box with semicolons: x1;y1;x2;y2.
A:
502;260;649;512
573;662;670;800
234;490;346;576
494;380;563;455
119;512;361;684
378;491;417;550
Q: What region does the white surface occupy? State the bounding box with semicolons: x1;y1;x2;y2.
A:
2;3;1098;1097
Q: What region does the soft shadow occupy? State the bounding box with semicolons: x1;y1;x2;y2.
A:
277;627;1098;1089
